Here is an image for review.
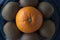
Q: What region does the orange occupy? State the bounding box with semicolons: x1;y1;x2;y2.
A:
16;7;43;33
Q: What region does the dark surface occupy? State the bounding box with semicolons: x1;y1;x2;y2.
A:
0;0;60;40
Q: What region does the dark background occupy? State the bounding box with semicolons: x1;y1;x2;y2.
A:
0;0;60;40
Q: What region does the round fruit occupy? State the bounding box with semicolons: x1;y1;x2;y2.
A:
16;7;43;33
38;2;54;18
2;2;19;21
3;22;21;40
44;38;51;40
20;0;38;7
20;33;40;40
39;20;55;38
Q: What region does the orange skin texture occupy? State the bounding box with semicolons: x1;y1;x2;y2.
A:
16;7;43;33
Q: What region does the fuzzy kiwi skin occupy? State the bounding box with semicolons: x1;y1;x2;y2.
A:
39;20;55;38
3;22;21;40
38;2;54;18
2;2;19;21
20;0;38;7
19;33;40;40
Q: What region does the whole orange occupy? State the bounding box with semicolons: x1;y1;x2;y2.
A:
16;7;43;33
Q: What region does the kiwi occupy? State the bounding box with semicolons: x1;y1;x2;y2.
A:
3;22;21;40
38;2;54;18
2;2;19;21
20;0;38;7
19;33;40;40
39;20;55;38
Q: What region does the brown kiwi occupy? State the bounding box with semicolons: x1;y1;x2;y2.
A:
2;2;19;21
19;33;40;40
38;2;54;18
20;0;38;7
39;20;55;38
3;22;21;40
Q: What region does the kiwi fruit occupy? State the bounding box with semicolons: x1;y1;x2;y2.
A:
38;2;54;18
39;20;55;38
20;0;38;7
19;33;40;40
2;2;19;21
3;22;21;40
